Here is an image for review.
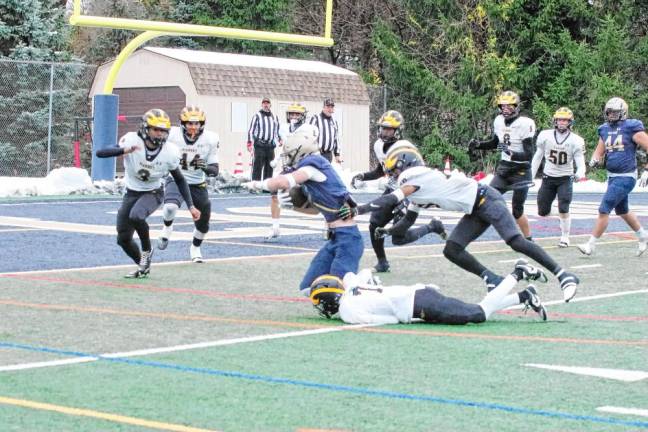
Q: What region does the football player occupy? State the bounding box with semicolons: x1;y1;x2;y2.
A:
242;124;363;296
577;97;648;256
531;107;586;247
338;142;580;302
469;91;536;239
96;109;200;278
265;103;308;240
350;110;409;273
308;259;548;324
157;106;219;263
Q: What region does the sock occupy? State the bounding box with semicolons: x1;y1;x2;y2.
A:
272;218;280;229
478;275;517;318
588;235;598;246
559;216;571;238
192;228;205;247
636;227;647;239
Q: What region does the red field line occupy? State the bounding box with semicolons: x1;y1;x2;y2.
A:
1;274;309;303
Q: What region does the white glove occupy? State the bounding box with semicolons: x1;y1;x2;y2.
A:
639;170;648;187
351;174;365;189
241;181;263;192
277;189;293;209
270;159;278;169
588;158;600;168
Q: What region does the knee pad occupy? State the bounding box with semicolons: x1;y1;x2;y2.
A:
162;202;179;221
537;201;552;217
117;231;131;247
505;234;526;251
557;200;570;214
443;240;463;260
192;228;206;240
512;204;525;219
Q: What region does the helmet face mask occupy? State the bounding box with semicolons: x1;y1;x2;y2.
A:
281;124;319;168
383;140;424;178
139;109;171;148
553;107;574;132
377;110;404;144
309;275;345;319
604;97;628;123
496;91;521;120
180;106;206;143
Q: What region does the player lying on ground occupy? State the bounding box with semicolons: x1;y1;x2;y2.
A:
338;141;579;302
308;259;548;324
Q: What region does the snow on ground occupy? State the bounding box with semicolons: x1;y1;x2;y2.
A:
1;166;646;198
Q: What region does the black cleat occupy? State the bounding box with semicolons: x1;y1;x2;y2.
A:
427;217;447;240
482;272;504;292
522;285;547;321
514;258;548;282
374;259;390;273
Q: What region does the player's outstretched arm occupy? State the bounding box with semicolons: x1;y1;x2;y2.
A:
96;144;139;158
170;168;200;221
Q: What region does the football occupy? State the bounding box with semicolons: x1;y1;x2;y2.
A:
289;185;311;209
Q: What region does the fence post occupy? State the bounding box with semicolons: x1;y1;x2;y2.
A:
91;94;119;181
46;63;54;174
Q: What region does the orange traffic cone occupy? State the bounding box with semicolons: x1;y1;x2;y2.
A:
443;157;451;176
234;151;244;175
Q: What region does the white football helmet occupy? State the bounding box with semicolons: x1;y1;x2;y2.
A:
282;124;319;168
604;97;628;123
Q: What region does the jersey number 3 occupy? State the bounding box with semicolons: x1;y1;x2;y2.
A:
548;149;568;165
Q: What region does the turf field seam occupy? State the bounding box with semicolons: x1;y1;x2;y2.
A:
1;341;647;430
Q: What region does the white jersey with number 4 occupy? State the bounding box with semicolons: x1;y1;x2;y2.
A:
532;129;586;178
493;114;536;164
119;132;181;191
167;126;220;185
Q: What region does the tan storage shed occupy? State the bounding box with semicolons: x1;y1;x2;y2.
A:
89;47;371;174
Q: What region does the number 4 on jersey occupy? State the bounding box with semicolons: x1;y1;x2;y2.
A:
180;153;201;170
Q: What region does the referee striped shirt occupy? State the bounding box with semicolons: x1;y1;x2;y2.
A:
310;112;340;155
247;110;280;145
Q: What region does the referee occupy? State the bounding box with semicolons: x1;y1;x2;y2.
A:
247;97;280;180
310;98;342;164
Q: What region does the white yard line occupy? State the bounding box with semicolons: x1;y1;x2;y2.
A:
597;406;648;418
524;364;648;382
0;323;379;373
570;264;603;269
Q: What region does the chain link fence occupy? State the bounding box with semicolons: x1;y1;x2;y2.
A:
0;59;96;177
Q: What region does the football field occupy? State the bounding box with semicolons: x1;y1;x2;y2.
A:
0;192;647;431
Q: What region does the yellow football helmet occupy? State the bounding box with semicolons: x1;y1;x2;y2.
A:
309;274;345;319
180;105;206;142
286;103;307;125
496;91;521;119
139;109;171;147
377;110;404;144
383;140;424;177
553;107;574;132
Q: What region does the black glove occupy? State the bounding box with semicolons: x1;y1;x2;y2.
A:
194;158;207;171
374;227;391;240
337;204;358;220
468;138;479;152
351;173;365;189
497;142;512;155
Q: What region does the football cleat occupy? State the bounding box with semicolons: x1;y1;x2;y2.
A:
577;242;594;256
482;272;504;292
190;245;204;263
428;217;447;240
374;259;391;273
558;237;570;248
514;258;548;283
124;268;145;279
522;285;547;321
157;225;173;250
265;226;280;241
637;236;648;257
139;250;153;275
558;271;579;302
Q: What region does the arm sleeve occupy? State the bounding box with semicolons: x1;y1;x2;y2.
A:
474;134;499;150
361;164;386;181
573;140;586;178
170;168;194;208
96;146;124;158
510;137;534;162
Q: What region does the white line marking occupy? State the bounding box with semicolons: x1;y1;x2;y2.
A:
0;323;379;372
506;288;648;309
524;363;648;382
597;406;648;418
0;228;43;233
570;263;603;269
497;259;519;264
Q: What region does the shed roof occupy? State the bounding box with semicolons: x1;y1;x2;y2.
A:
143;47;369;105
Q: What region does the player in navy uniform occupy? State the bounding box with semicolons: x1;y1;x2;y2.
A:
469;91;536;239
339;143;580;302
577;97;648;256
158;106;219;262
307;259;548;324
96;109;200;278
242;124;363;295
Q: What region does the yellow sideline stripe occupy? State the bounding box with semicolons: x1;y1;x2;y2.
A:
0;396;218;432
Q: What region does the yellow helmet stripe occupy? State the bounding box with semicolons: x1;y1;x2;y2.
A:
309;287;345;305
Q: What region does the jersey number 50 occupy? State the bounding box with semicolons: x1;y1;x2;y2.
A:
548;149;568;165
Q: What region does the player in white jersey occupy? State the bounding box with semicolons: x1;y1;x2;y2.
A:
96;109;200;278
469;91;536;239
306;259;548;324
337;142;580;302
265;103;308;240
349;111;436;273
531;107;586;248
157;106;219;262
